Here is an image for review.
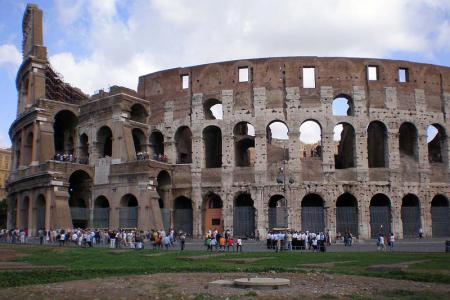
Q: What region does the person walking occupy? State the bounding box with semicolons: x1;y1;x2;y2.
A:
389;232;395;251
179;232;186;251
236;238;243;252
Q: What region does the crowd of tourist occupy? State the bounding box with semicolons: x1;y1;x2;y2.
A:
203;229;243;252
136;152;168;162
266;230;331;252
53;153;88;164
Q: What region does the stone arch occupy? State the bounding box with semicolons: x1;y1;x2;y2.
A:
334;122;356;169
173;196;193;236
33;194;46;232
369;193;391;237
301;193;325;233
427;124;447;163
149;130;164;159
431;195;449;237
203;125;222;168
119;194;138;229
79;133;89;164
130;103;148;123
97;126;113;158
132;128;146;156
233;122;255;167
268;194;288;229
401;194;421;238
68;170;92;229
175;126;192;164
93;196;110;228
20;196;30;230
54;110;78;156
202;192;223;234
23;131;33;165
299;120;322;159
399;122;418;159
204;98;223;120
336;193;358;236
367;121;388;168
266;120;289;163
233;192;255;238
332;94;354;116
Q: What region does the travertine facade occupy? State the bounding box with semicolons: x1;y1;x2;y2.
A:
7;4;450;239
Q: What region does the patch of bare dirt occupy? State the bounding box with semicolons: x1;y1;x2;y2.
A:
221;257;274;264
0;249;27;261
367;260;431;272
1;272;449;300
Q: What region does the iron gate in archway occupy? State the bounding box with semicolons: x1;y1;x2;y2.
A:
173;209;193;236
401;206;420;238
301;207;324;233
336;207;358;236
370;207;391;237
233;206;255;237
431;207;449;237
268;207;288;229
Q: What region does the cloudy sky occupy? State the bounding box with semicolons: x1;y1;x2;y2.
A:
0;0;449;148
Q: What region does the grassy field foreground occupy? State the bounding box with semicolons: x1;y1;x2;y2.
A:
1;244;449;290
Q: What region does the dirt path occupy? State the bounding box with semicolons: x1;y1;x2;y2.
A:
1;272;449;299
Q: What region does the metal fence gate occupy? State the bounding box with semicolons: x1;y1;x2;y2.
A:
401;206;420;238
36;207;45;231
233;207;255;238
173;209;193;236
431;207;450;237
93;208;109;228
268;207;288;229
336;207;358;236
70;207;89;228
119;207;138;229
301;207;324;233
370;206;391;237
160;208;170;231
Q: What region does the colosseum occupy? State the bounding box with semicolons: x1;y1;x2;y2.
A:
6;4;450;240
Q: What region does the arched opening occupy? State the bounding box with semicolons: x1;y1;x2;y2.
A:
157;171;172;230
266;121;289;164
68;170;92;229
268;194;288;229
401;194;421;238
370;194;391;237
234;122;255;167
132;128;146;158
23;131;33;165
431;195;449;237
300;120;322;159
97;126;113;158
233;193;255;238
204;98;223;120
34;195;45;231
336;193;358;236
203;126;222;168
301;194;324;233
399;123;418;158
173;196;193;236
14;136;21;169
175;126;193;164
150;130;164;160
93;196;110;228
333;123;355;169
203;192;223;233
20;196;30;230
119;194;138;229
130;103;148;123
332;95;353;116
427;124;447;163
79;134;89;164
54;110;78;156
367;121;388;168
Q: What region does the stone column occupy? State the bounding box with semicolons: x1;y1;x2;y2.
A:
45;188;52;230
254;187;266;237
358;195;370;240
391;194;402;239
31;121;40;165
27;194;34;235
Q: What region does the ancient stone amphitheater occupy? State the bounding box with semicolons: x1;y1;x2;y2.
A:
7;4;450;239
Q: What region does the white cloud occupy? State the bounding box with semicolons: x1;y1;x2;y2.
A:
0;44;21;72
47;0;450;94
300;121;321;144
0;133;10;149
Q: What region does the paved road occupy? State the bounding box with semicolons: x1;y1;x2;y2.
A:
4;237;449;253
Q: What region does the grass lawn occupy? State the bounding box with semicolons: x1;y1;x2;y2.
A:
1;244;450;289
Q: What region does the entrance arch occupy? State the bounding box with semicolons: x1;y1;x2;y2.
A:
54;110;78;156
268;195;288;229
120;194;138;229
97;126;113;157
157;170;171;230
401;194;421;238
233;193;255;238
431;195;449;237
370;194;391;237
20;196;30;230
336;193;358;236
173;196;193;236
301;194;324;233
203;192;223;234
93;196;110;228
34;195;46;231
69;170;92;229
